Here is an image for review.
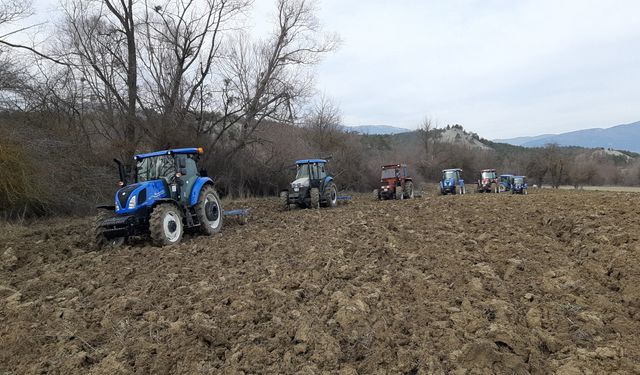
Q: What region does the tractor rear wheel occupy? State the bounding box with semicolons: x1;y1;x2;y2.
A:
150;203;184;246
310;188;320;209
491;182;498;193
195;185;223;235
324;183;338;208
280;191;290;210
405;182;414;199
396;186;404;200
94;210;126;249
373;189;379;200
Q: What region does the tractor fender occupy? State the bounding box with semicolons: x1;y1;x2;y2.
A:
189;177;215;207
459;179;465;186
324;176;334;185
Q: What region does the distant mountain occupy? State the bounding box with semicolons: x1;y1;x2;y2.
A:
495;121;640;152
344;125;412;135
494;134;555;146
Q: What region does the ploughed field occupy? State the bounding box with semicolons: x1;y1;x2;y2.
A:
1;189;639;374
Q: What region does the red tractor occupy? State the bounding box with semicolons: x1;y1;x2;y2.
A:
477;169;499;193
373;164;414;200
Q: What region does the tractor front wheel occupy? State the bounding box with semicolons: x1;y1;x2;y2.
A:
492;182;498;193
405;182;414;199
310;188;320;209
280;191;290;211
150;203;184;246
196;185;223;235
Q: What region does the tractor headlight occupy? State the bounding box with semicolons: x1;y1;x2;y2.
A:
128;195;137;209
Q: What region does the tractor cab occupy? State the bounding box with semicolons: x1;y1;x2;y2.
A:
499;174;515;192
512;176;528;195
96;147;224;248
281;159;337;209
440;168;466;195
477;169;499;193
115;148;203;215
374;164;414;200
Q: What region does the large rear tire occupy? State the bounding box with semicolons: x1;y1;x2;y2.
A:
405;182;414;199
280;191;290;211
325;183;338;208
373;189;379;200
150;203;184;246
396;186;404;200
195;185;223;235
310;188;320;209
94;210;126;249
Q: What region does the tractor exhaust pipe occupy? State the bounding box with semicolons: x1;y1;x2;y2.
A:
114;158;127;186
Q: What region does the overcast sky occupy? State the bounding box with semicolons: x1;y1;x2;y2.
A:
22;0;640;139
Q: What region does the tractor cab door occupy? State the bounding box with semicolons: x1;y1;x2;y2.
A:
318;163;328;192
175;154;199;205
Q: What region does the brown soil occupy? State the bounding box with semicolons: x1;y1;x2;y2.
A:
1;190;639;374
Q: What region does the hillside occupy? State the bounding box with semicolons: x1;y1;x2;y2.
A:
344;125;412;135
496;121;640;152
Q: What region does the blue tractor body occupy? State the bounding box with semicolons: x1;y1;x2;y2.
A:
511;176;528;195
281;159;338;209
498;174;515;193
95;147;224;247
439;168;466;195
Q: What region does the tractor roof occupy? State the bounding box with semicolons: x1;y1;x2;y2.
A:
442;168;463;172
500;174;515;177
296;159;327;165
514;175;526;178
134;148;203;160
481;169;496;172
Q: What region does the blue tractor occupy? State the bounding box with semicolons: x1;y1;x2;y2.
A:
280;159;338;209
498;174;515;193
440;168;466;195
94;148;223;247
511;176;528;195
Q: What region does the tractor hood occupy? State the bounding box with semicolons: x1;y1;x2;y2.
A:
444;178;455;186
115;180;169;214
291;177;310;188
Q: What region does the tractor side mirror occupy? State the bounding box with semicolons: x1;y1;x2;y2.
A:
177;158;187;176
113;158;127;186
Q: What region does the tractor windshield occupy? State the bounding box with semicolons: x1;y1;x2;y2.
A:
136;155;176;182
381;168;399;179
443;171;457;180
481;171;496;179
295;164;311;179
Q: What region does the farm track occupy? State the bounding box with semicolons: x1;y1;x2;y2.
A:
1;189;639;374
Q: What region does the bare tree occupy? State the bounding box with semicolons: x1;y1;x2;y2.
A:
213;0;339;157
138;0;250;146
303;94;342;154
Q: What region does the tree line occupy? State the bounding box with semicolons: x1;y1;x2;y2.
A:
1;0;639;219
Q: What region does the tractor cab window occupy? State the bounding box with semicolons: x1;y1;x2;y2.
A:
443;170;457;180
318;163;327;179
501;176;512;184
381;168;398;179
296;164;310;179
176;154;198;176
481;171;496;179
136;155;176;182
514;177;524;184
